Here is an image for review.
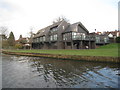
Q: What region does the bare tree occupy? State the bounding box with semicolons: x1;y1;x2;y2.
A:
29;27;35;38
28;27;35;49
53;16;69;24
0;26;8;35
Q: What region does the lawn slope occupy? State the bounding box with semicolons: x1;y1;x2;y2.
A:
4;43;119;57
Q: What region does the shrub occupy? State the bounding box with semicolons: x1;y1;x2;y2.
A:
116;37;120;43
15;43;22;49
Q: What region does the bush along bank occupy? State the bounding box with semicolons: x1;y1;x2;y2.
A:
2;50;119;63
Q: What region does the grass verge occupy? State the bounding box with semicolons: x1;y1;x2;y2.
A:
3;43;119;57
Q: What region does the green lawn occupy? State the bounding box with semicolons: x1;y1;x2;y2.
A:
5;43;119;57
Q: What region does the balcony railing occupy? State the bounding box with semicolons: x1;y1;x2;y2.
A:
72;35;95;41
33;34;95;43
96;40;109;44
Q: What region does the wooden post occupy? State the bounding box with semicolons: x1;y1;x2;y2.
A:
93;41;96;49
80;41;83;49
65;42;67;49
71;41;74;49
89;41;91;49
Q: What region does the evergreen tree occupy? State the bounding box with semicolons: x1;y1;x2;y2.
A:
8;31;15;46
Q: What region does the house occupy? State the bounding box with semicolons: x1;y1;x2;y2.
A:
95;34;109;46
104;30;120;43
32;20;96;49
16;36;31;49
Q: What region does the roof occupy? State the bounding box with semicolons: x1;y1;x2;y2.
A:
33;21;89;38
34;21;63;38
104;30;120;36
64;22;89;33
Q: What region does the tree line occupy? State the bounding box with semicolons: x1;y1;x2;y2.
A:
0;26;15;49
0;26;33;49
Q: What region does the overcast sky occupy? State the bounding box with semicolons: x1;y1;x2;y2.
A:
0;0;119;40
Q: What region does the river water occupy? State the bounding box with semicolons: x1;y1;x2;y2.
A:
1;54;120;88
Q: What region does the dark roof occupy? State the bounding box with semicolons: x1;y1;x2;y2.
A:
34;21;63;38
33;21;89;38
64;22;89;33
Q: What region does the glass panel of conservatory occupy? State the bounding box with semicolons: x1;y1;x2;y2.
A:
72;32;77;36
96;37;100;43
80;33;85;40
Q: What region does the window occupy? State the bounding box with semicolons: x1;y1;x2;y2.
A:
72;32;86;40
96;37;100;43
33;39;35;42
54;34;58;41
50;34;58;41
63;26;65;29
50;35;53;41
104;37;107;43
37;37;39;42
40;37;43;42
104;37;109;43
43;36;45;41
72;32;76;40
50;26;58;33
63;33;71;40
82;33;86;40
72;32;77;36
72;32;79;40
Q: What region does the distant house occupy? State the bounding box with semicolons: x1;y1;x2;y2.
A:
89;32;109;46
32;20;95;49
16;37;31;49
104;30;120;43
94;30;120;46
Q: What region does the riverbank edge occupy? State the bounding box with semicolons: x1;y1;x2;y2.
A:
2;50;120;63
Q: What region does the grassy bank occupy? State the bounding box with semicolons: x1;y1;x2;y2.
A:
3;43;119;57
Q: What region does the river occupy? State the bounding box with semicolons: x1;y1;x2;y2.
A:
1;54;120;88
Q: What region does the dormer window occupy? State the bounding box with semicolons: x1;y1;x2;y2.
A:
50;26;58;33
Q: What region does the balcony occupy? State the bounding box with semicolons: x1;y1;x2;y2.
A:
72;35;95;41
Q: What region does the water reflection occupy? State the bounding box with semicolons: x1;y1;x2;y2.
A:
2;54;120;88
